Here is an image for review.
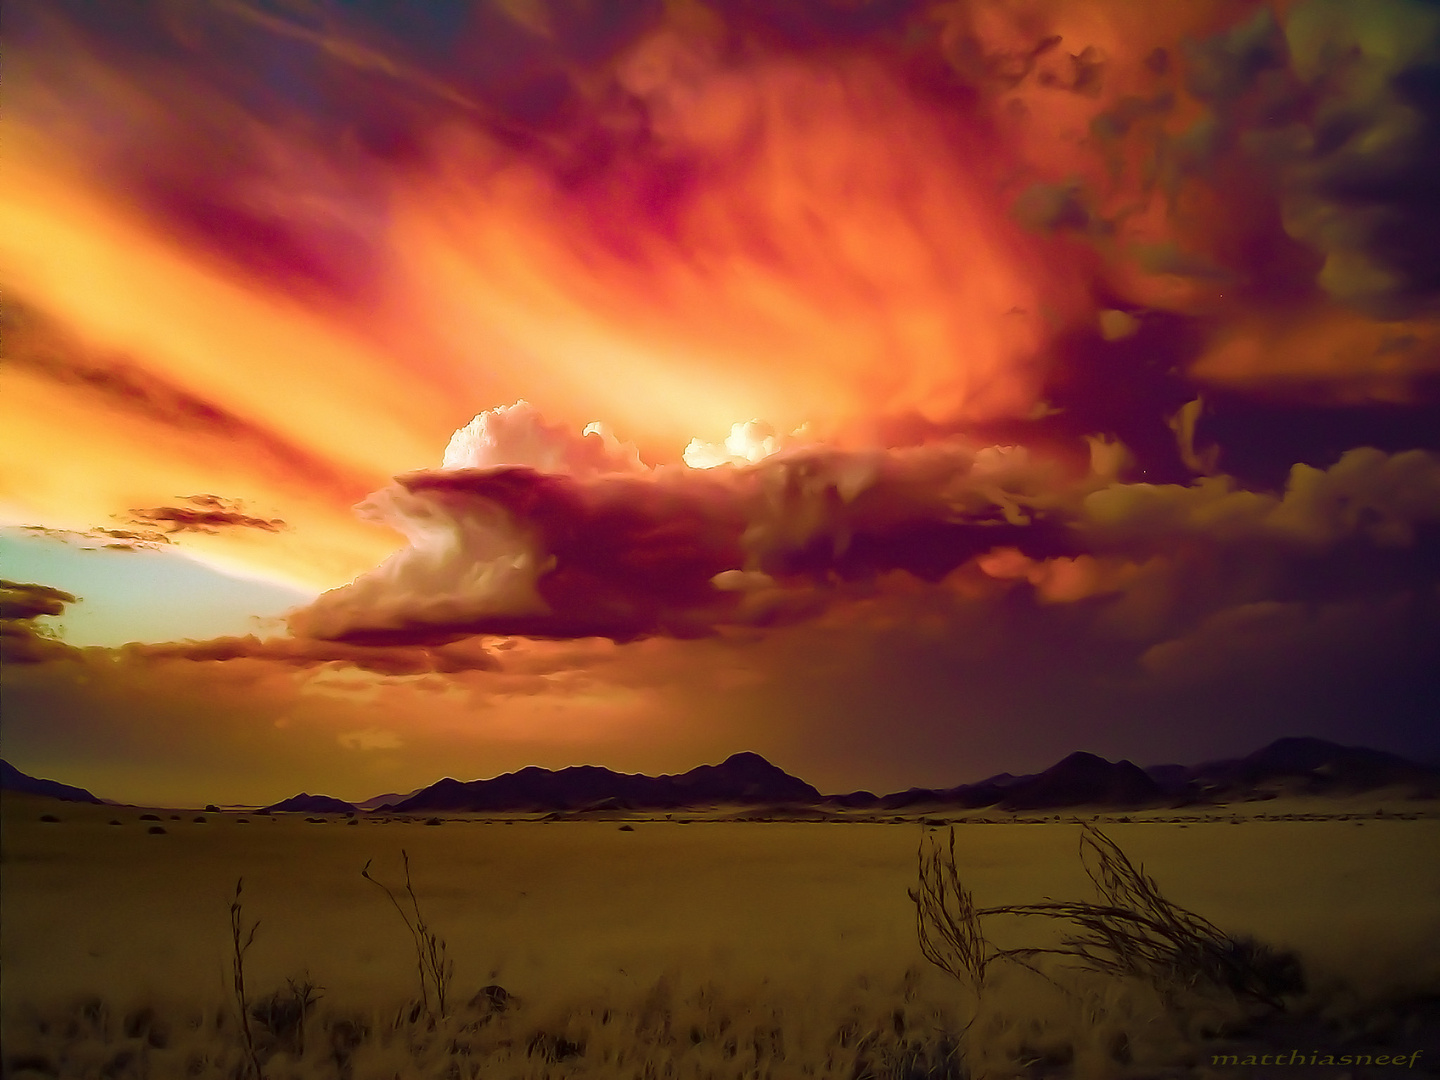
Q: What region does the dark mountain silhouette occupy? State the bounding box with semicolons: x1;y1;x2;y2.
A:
4;738;1433;815
261;793;357;814
1143;763;1196;797
0;760;104;804
1150;737;1439;800
997;753;1163;810
383;740;1434;814
386;752;821;813
864;757;1159;811
826;790;881;809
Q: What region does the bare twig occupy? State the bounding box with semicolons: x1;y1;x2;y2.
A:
362;851;454;1021
284;976;322;1057
229;878;264;1080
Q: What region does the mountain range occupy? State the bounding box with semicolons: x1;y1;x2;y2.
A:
2;738;1435;814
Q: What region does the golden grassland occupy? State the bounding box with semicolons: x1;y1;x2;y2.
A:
2;791;1438;1078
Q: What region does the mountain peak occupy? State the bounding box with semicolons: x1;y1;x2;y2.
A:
718;751;776;769
261;793;357;814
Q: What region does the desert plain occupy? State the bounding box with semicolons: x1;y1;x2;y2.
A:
3;791;1438;1079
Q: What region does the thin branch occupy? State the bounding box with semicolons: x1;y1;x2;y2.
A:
229;878;264;1080
363;851;452;1020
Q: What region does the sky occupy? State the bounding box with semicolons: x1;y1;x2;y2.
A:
2;0;1439;807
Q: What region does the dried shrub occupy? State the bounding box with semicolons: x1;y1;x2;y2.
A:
911;824;1305;1011
250;976;322;1056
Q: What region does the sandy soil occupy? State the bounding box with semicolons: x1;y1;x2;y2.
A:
3;791;1437;1078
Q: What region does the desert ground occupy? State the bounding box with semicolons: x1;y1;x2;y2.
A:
3;791;1438;1079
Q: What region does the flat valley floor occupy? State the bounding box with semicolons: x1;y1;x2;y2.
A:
3;792;1438;1078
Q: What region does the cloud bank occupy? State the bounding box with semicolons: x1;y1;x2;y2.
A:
290;404;1440;658
4;0;1440;799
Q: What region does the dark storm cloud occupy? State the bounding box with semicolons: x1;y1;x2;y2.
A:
289;434;1114;643
0;580;78;621
1123;0;1440;319
0;580;83;664
724;573;1440;790
288;393;1440;651
1278;0;1440;319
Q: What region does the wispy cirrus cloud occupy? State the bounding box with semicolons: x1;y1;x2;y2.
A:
125;495;285;536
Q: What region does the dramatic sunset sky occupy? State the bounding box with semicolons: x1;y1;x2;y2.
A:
3;0;1438;807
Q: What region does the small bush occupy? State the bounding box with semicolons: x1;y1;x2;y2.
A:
39;814;59;823
250;976;323;1056
140;814;160;821
468;984;515;1014
147;826;167;835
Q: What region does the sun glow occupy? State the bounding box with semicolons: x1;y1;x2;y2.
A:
683;420;798;469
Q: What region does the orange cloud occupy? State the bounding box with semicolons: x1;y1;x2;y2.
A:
1190;305;1440;403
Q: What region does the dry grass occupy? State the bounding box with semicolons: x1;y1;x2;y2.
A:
360;850;454;1023
0;973;1016;1080
910;823;1308;1016
4;801;1437;1078
227;879;263;1080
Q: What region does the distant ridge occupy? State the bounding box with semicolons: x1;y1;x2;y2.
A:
857;755;1161;811
261;793;357;814
355;787;425;811
1146;736;1439;801
0;760;104;804
372;739;1437;815
383;751;821;813
6;738;1436;813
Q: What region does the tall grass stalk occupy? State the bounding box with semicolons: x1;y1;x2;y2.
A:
362;850;454;1021
908;827;989;992
229;878;264;1080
